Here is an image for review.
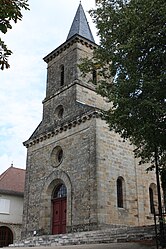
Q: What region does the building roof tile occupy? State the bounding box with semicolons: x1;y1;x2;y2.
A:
0;166;25;194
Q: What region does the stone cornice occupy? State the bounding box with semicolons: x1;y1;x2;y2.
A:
23;110;101;148
42;79;96;104
43;34;97;63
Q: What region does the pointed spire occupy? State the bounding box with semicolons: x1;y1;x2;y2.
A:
67;3;95;43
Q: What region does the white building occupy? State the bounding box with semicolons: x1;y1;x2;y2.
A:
0;165;25;247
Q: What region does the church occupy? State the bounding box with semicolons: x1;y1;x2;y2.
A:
22;3;157;238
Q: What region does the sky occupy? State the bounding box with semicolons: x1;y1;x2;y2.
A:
0;0;98;174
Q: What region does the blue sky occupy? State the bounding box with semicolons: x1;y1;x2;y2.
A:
0;0;98;174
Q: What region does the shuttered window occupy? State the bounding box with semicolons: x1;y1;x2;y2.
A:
0;199;10;214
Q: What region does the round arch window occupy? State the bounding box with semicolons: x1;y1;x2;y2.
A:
51;146;63;167
52;184;67;199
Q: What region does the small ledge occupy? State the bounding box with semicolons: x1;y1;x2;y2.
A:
23;110;101;148
43;35;97;63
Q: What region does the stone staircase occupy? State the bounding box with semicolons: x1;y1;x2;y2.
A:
11;226;155;247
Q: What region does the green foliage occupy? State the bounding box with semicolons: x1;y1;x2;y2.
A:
82;0;166;171
0;0;29;69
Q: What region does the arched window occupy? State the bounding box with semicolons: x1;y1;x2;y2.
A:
53;184;67;199
92;69;97;84
117;177;124;208
60;65;64;86
149;187;154;214
149;183;157;214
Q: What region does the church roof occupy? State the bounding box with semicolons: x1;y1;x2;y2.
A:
66;3;95;43
0;166;25;195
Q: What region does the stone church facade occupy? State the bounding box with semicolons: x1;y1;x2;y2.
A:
22;3;157;239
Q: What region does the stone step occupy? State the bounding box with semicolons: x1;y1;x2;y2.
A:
10;225;155;247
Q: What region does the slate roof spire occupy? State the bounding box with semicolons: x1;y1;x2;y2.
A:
67;3;95;43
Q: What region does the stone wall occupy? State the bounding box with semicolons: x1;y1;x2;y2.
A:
95;118;157;228
22;117;99;238
0;222;22;242
45;37;95;99
22;113;157;239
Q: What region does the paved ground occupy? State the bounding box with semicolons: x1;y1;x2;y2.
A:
13;241;157;249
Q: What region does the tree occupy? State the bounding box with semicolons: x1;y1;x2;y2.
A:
80;0;166;244
81;0;166;190
0;0;29;69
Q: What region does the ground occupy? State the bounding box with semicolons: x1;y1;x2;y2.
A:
12;240;157;249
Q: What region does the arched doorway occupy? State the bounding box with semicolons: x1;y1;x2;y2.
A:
52;183;67;234
0;226;13;247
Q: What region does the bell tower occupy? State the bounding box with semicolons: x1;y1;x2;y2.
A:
26;3;102;141
44;3;95;98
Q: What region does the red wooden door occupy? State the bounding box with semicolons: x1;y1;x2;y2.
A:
0;226;13;247
52;197;66;234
